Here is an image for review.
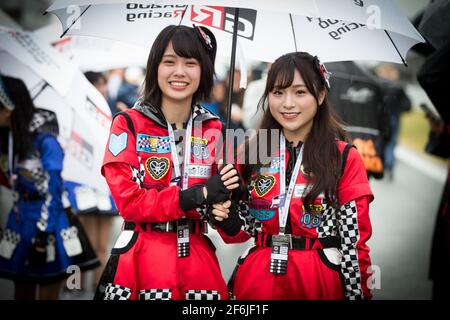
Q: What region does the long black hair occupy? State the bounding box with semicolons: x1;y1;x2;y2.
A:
0;75;36;160
142;25;217;108
240;52;349;209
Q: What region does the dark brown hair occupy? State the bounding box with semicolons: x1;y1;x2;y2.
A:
241;52;349;209
142;25;217;108
0;75;36;160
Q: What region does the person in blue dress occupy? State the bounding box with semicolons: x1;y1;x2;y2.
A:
0;75;97;299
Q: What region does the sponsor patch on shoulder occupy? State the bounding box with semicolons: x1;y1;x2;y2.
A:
109;132;128;156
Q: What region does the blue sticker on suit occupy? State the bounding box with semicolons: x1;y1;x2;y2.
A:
136;134;170;153
109;132;128;156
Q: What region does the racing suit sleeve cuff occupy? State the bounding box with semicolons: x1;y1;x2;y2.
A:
179;185;206;212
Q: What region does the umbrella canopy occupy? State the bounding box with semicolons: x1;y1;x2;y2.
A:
0;27;112;195
46;1;424;64
45;0;424;162
34;24;148;72
46;0;424;41
0;27;77;96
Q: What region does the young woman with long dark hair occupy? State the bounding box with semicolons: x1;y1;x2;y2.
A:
211;52;374;300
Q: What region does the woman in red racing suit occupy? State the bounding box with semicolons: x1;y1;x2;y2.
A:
94;25;239;300
211;52;374;300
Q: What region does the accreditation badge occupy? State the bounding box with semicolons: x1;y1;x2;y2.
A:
177;219;190;258
270;234;291;275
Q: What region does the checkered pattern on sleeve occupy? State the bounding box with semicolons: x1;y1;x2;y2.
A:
130;156;145;186
185;289;221;300
316;200;339;238
338;200;363;300
30;167;49;195
104;283;132;300
138;289;172;300
237;200;258;236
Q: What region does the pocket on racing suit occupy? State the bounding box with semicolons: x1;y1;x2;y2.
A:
227;245;258;299
94;229;140;300
110;229;139;255
317;247;342;272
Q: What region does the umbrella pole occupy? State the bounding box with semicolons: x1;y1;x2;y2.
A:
384;30;408;67
32;82;49;101
224;7;240;164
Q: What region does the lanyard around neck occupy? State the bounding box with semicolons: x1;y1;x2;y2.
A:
278;133;304;234
166;115;193;190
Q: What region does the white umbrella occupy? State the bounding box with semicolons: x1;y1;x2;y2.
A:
45;0;424;160
0;27;112;196
45;0;423;41
0;26;77;96
45;2;423;64
34;24;148;72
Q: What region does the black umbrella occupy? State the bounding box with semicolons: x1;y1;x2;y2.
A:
327;61;387;179
418;0;450;50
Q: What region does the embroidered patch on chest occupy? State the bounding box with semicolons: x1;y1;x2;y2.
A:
146;156;170;180
249;208;275;221
300;204;324;229
191;137;210;160
137;134;170;153
109;132;128;156
258;157;280;174
254;175;276;197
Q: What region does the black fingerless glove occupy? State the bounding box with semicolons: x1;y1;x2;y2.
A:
179;166;239;212
208;201;243;236
28;231;48;268
179;185;206;212
205;173;231;204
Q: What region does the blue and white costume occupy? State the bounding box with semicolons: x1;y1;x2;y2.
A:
0;109;99;281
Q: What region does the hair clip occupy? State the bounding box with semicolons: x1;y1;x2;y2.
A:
313;56;331;90
319;62;331;90
193;24;214;51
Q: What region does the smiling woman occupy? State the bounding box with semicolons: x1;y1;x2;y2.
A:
269;71;325;143
210;52;375;300
94;25;241;301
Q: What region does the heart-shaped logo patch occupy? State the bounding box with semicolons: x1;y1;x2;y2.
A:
254;175;276;197
146;156;170;180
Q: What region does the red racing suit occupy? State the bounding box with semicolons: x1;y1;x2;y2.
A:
218;141;374;300
95;103;228;300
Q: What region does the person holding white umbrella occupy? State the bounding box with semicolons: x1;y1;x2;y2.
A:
95;25;240;300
